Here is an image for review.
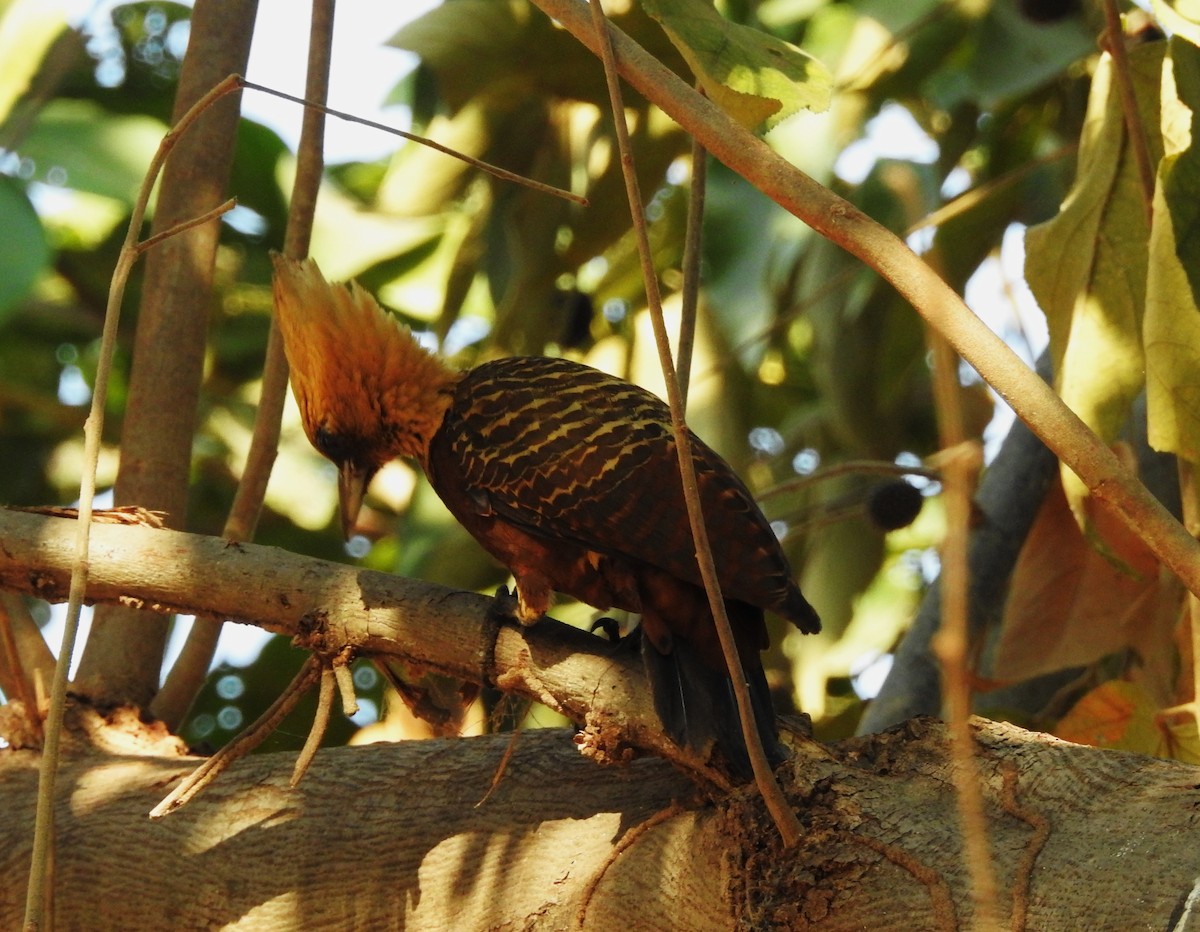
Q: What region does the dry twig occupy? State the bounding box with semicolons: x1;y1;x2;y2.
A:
586;0;802;847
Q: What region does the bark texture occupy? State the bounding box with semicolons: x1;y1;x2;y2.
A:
4;716;1200;930
75;0;259;706
0;507;678;764
7;508;1200;928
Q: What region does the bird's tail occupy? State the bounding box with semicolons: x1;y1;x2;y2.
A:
642;633;783;778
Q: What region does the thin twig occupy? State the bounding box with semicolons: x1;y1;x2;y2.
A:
926;323;998;926
1100;0;1155;219
23;72;245;932
151;655;322;817
237;78;587;206
586;0;801;847
759;460;941;501
677;101;707;408
925;173;997;922
292;665;335;787
135;198;236;254
155;0;337;729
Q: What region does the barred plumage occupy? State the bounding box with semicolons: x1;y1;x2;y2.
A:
272;254;820;773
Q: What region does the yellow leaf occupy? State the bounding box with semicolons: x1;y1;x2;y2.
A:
1056;681;1161;755
1146;39;1200;462
642;0;831;132
1025;44;1163;517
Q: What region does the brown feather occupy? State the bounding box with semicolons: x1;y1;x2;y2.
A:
425;357;820;642
271;254;460;474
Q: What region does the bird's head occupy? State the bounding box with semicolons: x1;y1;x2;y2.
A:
271;253;460;538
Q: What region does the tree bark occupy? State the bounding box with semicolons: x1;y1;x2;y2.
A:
0;508;697;772
74;0;259;707
3;712;1200;930
6;508;1200;929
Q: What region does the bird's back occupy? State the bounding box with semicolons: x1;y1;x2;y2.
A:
426;356;818;634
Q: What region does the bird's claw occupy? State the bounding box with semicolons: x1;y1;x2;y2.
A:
589;616;621;642
488;585;520;624
590;617;643;656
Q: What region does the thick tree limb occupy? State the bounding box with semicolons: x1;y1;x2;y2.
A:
0;508;702;772
3;716;1200;929
6;510;1200;927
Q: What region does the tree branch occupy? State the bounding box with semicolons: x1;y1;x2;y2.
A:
3;715;1199;929
0;508;708;773
75;0;258;708
527;0;1200;608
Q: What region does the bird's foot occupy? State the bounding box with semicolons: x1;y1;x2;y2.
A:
489;585;521;623
588;617;643;657
488;583;545;623
588;616;621;642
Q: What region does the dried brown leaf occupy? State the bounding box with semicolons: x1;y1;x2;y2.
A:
991;447;1163;681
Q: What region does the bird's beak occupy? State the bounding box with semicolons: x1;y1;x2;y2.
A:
337;463;368;540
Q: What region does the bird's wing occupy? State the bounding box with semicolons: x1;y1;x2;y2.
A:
433;356;817;631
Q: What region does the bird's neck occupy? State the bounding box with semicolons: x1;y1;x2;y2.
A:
378;338;462;465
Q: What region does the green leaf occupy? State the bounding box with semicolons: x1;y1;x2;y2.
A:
0;0;68;126
1147;38;1200;461
1025;43;1163;513
1164;37;1200;303
948;0;1095;110
389;0;611;110
16;98;166;204
642;0;831;132
0;176;50;322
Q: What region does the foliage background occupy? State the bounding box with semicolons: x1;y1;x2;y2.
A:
3;0;1185;759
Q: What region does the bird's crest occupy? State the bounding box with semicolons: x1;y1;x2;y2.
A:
271;253;459;467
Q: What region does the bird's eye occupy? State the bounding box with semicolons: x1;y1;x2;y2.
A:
313;425;355;463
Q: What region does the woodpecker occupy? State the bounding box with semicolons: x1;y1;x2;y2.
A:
271;254;820;773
